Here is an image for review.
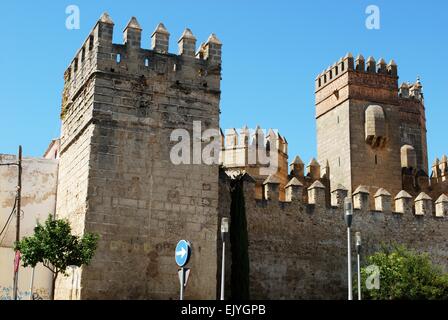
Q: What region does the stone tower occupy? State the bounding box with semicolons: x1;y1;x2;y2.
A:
55;14;222;299
315;53;427;197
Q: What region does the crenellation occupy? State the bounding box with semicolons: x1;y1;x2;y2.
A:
415;192;432;215
306;158;320;180
307;180;326;206
376;58;387;74
374;188;392;212
331;184;348;208
178;28;197;57
435;194;448;217
285;177;303;202
263;174;281;201
151;23;170;53
123;17;142;49
353;185;370;210
366;56;376;73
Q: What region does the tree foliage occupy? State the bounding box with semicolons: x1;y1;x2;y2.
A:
357;245;448;300
14;216;99;299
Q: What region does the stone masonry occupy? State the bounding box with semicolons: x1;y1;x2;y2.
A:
46;13;448;300
55;14;222;299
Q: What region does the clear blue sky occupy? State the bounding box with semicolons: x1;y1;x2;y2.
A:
0;0;446;167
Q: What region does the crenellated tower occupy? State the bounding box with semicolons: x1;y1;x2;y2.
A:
315;54;428;198
56;14;222;299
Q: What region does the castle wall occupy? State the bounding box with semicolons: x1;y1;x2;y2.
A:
220;176;448;299
56;16;222;299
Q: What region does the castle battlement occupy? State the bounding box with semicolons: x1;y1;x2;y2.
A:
240;172;448;217
61;13;222;123
315;53;397;92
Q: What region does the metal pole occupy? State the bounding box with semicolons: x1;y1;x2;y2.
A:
347;226;352;300
357;253;361;300
29;267;35;300
220;240;225;300
13;145;22;300
180;267;184;301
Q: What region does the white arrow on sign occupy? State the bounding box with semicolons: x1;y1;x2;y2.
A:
176;247;187;259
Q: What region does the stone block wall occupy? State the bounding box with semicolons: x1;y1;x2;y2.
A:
219;172;448;299
56;14;222;299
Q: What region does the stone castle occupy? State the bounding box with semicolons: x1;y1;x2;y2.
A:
8;13;447;299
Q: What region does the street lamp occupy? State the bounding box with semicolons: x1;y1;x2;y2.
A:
220;217;229;300
355;232;362;300
344;197;353;301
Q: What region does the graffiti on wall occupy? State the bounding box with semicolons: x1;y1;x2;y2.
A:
0;286;49;300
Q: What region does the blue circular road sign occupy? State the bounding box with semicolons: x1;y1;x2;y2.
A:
175;240;191;267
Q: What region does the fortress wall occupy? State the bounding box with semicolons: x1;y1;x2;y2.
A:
219;174;448;299
56;15;222;299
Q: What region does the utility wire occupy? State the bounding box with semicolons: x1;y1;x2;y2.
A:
0;197;18;244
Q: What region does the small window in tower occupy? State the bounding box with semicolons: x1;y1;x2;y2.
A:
324;74;327;83
89;35;94;51
335;66;339;76
337;116;340;124
375;155;378;165
318;78;321;87
116;54;121;64
173;63;177;72
338;157;341;167
74;58;78;72
145;58;149;67
329;70;333;80
341;62;345;72
81;47;85;62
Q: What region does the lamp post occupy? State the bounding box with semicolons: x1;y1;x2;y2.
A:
355;232;362;300
344;197;353;300
220;217;229;300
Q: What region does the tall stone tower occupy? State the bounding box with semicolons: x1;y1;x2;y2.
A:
315;53;427;197
55;14;222;299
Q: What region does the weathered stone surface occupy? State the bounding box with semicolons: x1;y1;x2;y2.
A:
55;15;221;300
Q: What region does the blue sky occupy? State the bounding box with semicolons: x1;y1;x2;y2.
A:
0;0;446;167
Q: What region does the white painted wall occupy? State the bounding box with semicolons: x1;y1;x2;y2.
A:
0;154;58;300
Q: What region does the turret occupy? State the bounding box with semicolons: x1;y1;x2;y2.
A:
123;17;142;49
204;33;222;65
289;156;304;178
151;23;170;53
178;28;196;57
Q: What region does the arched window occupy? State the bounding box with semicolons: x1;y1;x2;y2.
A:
365;105;386;147
400;145;417;168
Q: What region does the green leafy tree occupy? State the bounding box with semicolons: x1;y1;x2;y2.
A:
14;216;99;300
356;245;448;300
229;175;250;300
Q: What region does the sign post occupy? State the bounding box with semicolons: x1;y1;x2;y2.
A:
175;240;191;300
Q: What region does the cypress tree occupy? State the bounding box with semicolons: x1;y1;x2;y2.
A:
230;176;250;300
